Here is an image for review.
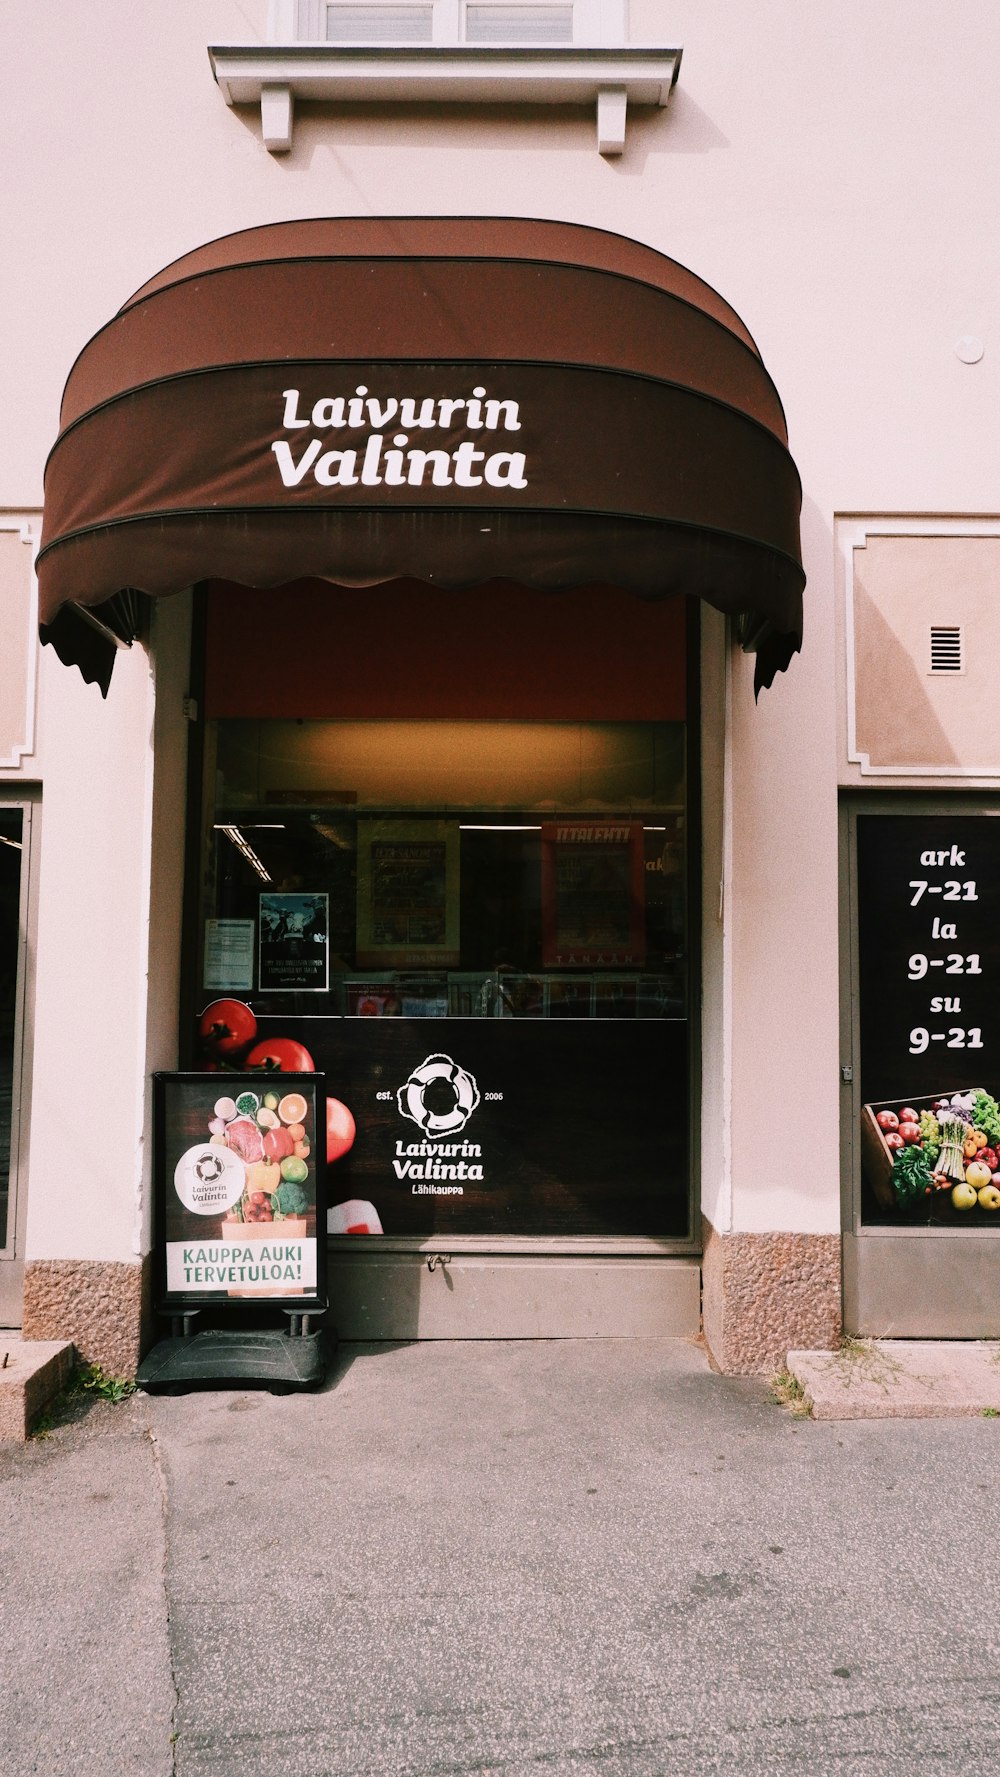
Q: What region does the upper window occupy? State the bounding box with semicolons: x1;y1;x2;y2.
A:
325;7;436;43
289;1;625;44
464;7;574;44
237;2;669;155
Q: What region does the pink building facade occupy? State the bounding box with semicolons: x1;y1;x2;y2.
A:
3;2;1000;1373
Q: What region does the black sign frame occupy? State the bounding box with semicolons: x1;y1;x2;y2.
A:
153;1071;328;1312
843;799;1000;1231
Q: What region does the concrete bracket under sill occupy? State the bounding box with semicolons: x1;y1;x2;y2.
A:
261;82;294;152
596;84;628;155
208;43;683;156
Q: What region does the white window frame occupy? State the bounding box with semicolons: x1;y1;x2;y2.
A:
281;2;627;44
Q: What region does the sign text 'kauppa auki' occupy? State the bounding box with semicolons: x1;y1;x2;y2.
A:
166;1238;317;1292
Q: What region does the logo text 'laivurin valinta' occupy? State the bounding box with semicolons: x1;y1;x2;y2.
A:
272;387;528;491
394;1054;484;1193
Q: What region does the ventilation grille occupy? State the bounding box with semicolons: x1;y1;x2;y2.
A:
929;625;964;674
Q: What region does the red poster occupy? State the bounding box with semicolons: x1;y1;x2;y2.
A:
541;822;646;968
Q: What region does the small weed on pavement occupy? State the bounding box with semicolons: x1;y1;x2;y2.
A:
771;1369;812;1416
32;1362;136;1438
830;1336;907;1393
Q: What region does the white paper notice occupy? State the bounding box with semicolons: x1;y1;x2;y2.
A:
203;919;255;991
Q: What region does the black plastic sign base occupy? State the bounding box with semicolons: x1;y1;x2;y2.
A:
137;1328;328;1394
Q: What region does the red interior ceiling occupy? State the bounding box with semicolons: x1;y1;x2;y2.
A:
204;579;687;722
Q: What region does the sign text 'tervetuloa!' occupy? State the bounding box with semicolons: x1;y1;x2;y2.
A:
271;386;529;491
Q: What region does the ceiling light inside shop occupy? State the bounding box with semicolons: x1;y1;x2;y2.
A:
310;821;354;849
218;825;271;881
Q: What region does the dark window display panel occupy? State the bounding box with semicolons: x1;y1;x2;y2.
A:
857;813;1000;1227
253;1015;690;1240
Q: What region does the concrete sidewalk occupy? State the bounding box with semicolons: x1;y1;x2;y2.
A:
3;1337;1000;1776
788;1339;1000;1420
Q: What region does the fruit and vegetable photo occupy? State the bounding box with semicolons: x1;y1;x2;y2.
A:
212;1087;314;1230
862;1087;1000;1218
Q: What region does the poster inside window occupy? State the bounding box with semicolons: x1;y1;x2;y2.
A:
355;820;460;967
259;892;329;991
541;820;646;967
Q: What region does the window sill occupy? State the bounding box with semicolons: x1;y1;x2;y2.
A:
208;42;683;155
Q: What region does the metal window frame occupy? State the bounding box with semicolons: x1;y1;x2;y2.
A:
182;592;702;1258
839;790;1000;1338
0;792;39;1326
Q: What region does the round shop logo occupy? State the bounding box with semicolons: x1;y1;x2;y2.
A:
174;1142;246;1216
397;1054;481;1138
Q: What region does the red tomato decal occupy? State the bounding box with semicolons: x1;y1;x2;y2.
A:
244;1037;316;1073
327;1097;357;1165
197;999;257;1058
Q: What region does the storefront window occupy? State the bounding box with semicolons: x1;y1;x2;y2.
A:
192;585;694;1242
203;717;686;1022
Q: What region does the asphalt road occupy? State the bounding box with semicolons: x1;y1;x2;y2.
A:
2;1337;999;1776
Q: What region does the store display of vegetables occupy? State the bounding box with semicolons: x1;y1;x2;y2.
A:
196;1000;356;1169
879;1090;1000;1212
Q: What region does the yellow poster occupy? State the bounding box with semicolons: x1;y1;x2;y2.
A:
355;820;461;968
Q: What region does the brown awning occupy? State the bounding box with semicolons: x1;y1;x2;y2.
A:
37;216;804;694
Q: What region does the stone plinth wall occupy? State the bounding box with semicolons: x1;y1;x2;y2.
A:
22;1258;151;1379
702;1223;842;1374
